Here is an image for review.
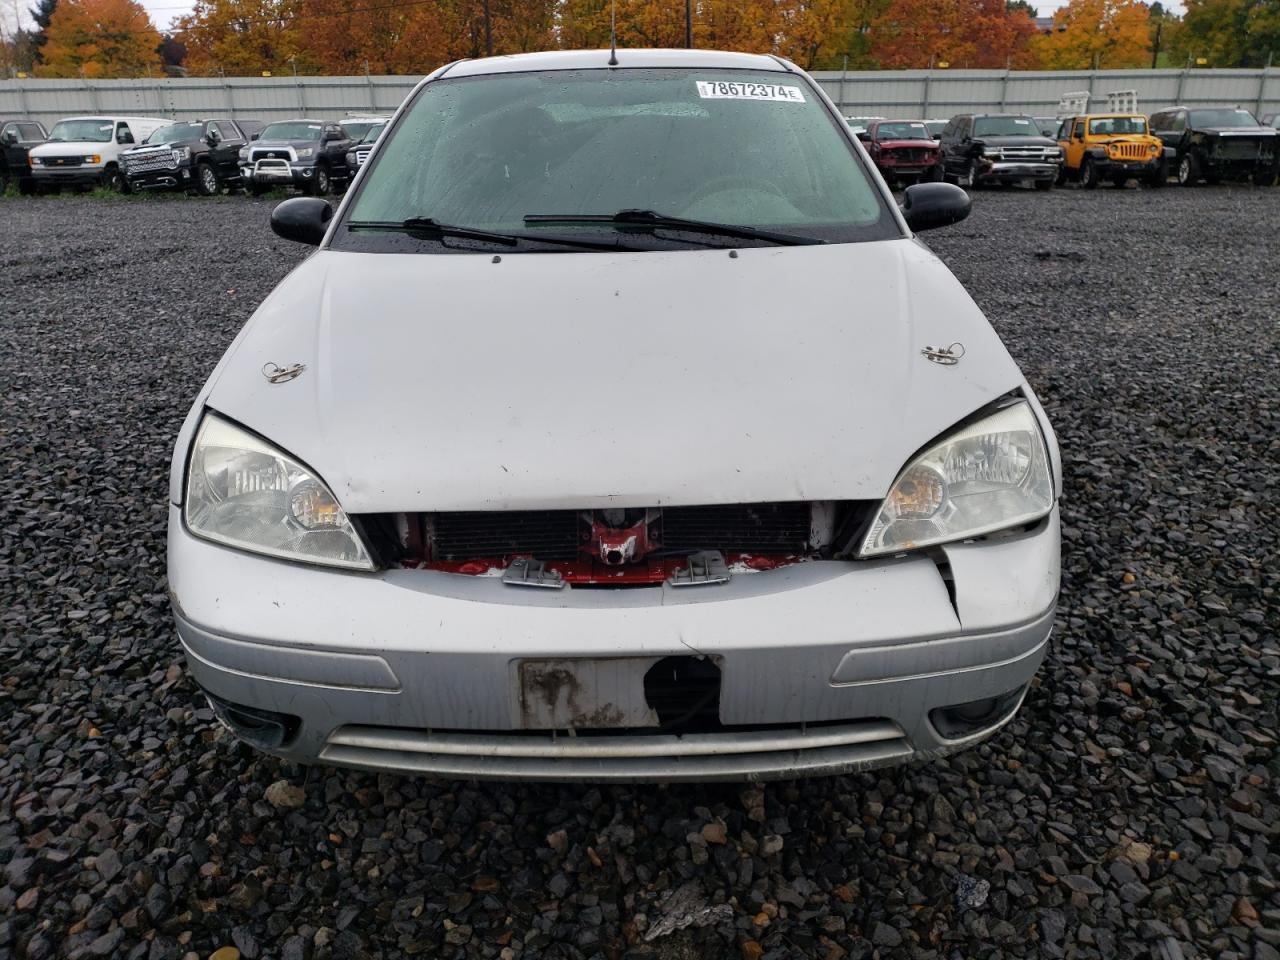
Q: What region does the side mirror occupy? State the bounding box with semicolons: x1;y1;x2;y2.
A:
270;196;333;245
207;132;220;145
900;182;971;233
856;130;870;142
0;131;15;145
250;132;261;141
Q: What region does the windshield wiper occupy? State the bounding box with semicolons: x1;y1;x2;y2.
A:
348;217;521;246
522;209;824;246
347;217;642;251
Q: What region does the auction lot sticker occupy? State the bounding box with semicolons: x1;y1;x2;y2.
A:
695;80;806;103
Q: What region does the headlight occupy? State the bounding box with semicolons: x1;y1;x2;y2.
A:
30;156;42;165
184;414;373;570
858;401;1053;557
297;147;314;158
172;146;191;163
238;146;250;161
84;154;101;164
346;151;355;165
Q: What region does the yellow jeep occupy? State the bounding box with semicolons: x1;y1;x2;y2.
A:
1056;114;1172;188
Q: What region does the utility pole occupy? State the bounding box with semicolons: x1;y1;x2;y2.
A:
685;0;692;48
1151;17;1162;69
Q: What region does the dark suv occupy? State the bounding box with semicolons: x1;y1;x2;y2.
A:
240;119;357;196
939;114;1063;190
0;119;49;194
1149;106;1279;186
120;119;255;195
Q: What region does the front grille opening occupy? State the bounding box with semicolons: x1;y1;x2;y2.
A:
644;656;723;734
360;501;876;583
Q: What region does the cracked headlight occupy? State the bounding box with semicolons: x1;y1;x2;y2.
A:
859;401;1054;557
184;414;373;570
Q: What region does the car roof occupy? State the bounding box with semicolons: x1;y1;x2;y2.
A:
55;115;169;123
445;48;787;77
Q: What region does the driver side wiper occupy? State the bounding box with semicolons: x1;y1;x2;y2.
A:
346;217;643;251
522;209;824;246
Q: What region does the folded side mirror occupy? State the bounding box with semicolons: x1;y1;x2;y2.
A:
900;182;971;233
271;196;333;245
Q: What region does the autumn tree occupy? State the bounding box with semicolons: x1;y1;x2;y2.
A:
1172;0;1278;67
869;0;1039;67
40;0;161;76
176;0;306;76
1031;0;1151;68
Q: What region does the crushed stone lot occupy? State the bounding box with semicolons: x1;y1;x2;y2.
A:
1;186;1278;960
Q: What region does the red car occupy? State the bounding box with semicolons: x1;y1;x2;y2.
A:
858;120;943;186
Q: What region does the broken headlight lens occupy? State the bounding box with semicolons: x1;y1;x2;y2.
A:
859;401;1053;557
184;414;374;570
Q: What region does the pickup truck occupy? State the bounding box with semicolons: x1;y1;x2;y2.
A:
939;114;1063;190
1150;106;1279;186
239;119;355;196
120;118;256;195
0;119;48;194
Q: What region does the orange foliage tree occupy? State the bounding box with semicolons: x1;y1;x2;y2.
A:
40;0;161;76
1032;0;1152;68
869;0;1039;68
176;0;307;76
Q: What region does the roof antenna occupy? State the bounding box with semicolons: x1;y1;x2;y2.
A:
608;0;619;66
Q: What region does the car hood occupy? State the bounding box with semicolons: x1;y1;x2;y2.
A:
203;239;1026;513
1196;126;1276;137
974;135;1056;147
876;139;939;151
30;141;113;157
251;139;317;150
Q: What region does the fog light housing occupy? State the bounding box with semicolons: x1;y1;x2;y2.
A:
203;689;300;749
929;685;1026;740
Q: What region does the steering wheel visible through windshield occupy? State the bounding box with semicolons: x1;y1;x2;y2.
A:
336;68;897;252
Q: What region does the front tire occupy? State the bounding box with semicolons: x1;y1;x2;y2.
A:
1081;157;1100;189
959;161;977;189
309;165;331;196
1147;162;1167;188
100;168;125;193
195;162;219;196
1178;153;1199;186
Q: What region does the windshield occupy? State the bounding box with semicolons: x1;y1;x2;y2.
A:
973;116;1041;137
1188;108;1258;128
48;119;114;143
359;122;387;144
260;121;323;140
343;121;378;140
341;69;893;253
1088;116;1148;136
146;122;202;144
875;122;930;140
925;121;946;136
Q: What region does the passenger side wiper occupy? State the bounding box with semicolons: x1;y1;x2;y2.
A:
522;209;825;246
346;217;643;251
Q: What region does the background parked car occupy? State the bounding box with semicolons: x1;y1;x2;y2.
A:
0;119;48;194
923;119;948;138
28;116;171;192
120;119;251;195
939;114;1062;190
859;119;942;186
844;116;885;136
345;120;388;174
239;118;355;196
1150;106;1279;186
1055;113;1170;188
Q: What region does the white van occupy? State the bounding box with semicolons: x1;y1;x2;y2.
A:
29;116;172;192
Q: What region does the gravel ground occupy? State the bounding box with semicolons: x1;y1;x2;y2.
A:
1;186;1278;960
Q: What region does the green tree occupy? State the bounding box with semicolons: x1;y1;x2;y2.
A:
1173;0;1278;67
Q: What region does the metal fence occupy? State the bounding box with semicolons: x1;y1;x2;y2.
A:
2;67;1277;128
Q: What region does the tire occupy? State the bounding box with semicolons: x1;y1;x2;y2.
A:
1147;162;1167;188
18;178;37;196
1081;157;1100;189
1035;178;1054;191
1177;153;1199;186
100;167;125;193
959;161;977;189
309;165;330;196
1056;163;1068;186
926;163;944;183
195;162;219;196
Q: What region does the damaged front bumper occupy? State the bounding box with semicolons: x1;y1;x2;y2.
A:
168;505;1060;781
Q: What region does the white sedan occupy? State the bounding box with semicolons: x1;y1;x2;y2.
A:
168;49;1060;781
